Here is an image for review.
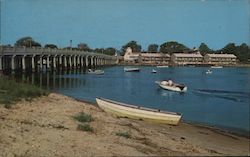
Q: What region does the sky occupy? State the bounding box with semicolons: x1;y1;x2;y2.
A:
1;0;249;50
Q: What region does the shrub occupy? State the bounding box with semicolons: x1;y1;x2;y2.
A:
73;112;93;123
77;124;93;132
116;131;131;139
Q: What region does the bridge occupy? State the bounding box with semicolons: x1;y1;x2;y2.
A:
0;46;118;72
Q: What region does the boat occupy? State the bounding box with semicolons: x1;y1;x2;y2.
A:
155;80;187;92
87;69;104;75
211;66;223;69
151;69;157;73
205;69;212;74
156;65;169;68
96;97;182;125
124;67;140;72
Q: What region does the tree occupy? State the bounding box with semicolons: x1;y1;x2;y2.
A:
147;44;158;53
78;43;92;51
15;36;41;47
104;47;116;55
198;43;212;55
121;40;142;54
159;41;189;54
44;44;57;49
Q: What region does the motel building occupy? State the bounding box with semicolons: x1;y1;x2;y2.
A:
140;53;170;65
203;53;237;65
171;53;203;66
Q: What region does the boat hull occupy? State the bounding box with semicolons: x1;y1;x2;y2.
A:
156;81;187;92
124;68;140;72
96;98;182;125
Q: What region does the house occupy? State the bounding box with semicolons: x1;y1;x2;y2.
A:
123;47;140;63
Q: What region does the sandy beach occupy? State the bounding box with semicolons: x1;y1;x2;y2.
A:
0;93;249;156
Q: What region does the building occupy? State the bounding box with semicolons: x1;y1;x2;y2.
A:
140;53;170;65
123;47;140;63
171;53;203;65
204;53;237;65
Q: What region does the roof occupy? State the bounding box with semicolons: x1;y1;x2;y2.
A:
141;53;170;57
172;53;203;58
206;53;237;58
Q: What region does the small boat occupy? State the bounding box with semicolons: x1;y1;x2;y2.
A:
96;97;182;125
151;69;157;73
155;80;187;92
211;66;223;69
205;69;212;74
156;65;169;68
124;67;140;72
87;69;104;75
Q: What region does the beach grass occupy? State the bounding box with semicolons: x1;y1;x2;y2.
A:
73;112;93;123
77;123;94;132
0;77;48;108
115;131;131;139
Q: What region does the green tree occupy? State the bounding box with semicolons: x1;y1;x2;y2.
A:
198;43;212;55
159;41;189;54
44;44;57;49
104;47;117;55
121;40;142;54
78;43;92;51
15;37;41;47
147;44;158;53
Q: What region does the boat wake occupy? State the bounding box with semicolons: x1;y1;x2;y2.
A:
192;89;250;103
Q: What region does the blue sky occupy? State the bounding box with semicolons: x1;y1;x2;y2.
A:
1;0;249;50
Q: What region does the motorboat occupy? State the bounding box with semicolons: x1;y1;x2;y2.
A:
155;80;187;92
96;97;182;125
205;69;212;74
124;67;140;72
151;69;157;73
156;65;169;68
87;69;104;75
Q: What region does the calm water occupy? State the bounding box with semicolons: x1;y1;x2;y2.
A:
15;66;250;135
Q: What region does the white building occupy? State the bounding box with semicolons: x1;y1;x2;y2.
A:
204;53;237;65
123;47;140;63
171;53;203;65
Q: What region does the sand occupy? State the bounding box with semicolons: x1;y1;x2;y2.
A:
0;93;249;156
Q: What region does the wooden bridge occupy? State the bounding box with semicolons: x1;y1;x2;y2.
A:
0;46;118;72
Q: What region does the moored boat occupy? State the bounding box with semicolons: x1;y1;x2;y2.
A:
205;69;212;74
87;69;104;75
124;67;140;72
155;80;187;92
96;97;182;125
211;66;223;69
156;65;169;68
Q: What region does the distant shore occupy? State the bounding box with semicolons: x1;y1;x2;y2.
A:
0;93;249;156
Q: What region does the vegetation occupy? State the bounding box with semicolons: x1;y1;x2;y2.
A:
199;43;213;55
15;36;41;47
44;44;58;49
115;131;131;139
147;44;159;53
0;77;48;108
73;112;93;123
121;40;142;55
77;43;92;51
77;123;94;132
160;41;190;54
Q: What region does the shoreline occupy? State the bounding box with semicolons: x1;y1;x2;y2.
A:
73;96;250;138
1;93;249;156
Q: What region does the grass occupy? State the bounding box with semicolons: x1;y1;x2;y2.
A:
77;123;94;132
115;131;131;139
73;112;93;123
0;77;48;108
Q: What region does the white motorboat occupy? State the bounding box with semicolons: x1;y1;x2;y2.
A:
96;97;182;125
124;67;140;72
151;69;157;73
205;69;212;74
87;69;104;75
155;80;187;92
